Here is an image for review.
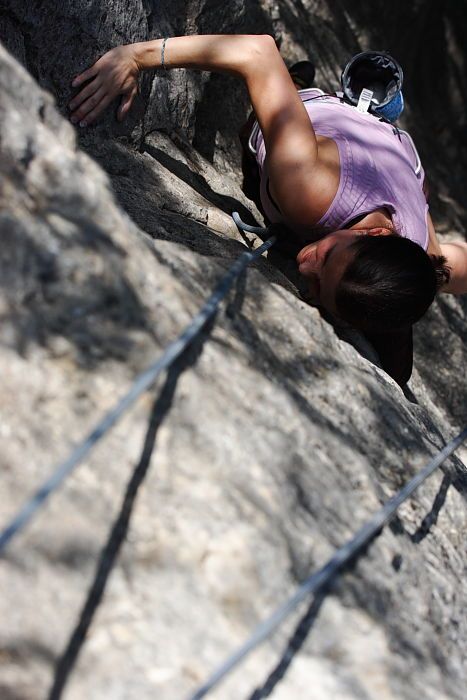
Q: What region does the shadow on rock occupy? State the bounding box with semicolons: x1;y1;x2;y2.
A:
0;215;155;370
414;295;467;428
48;326;212;700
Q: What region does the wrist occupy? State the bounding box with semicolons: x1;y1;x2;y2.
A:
132;39;163;71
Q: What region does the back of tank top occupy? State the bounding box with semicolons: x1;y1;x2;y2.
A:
253;89;428;250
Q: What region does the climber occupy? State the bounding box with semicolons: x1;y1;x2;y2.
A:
68;34;467;385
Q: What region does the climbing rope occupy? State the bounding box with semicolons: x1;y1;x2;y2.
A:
0;215;275;555
188;426;467;699
2;207;466;700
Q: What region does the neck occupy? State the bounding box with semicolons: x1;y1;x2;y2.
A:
349;208;394;232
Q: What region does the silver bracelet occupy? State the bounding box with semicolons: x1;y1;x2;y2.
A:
161;37;168;70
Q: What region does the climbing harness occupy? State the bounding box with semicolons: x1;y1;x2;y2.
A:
0;214;275;554
188;426;467;699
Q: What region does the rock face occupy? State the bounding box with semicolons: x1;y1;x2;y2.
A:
0;3;466;700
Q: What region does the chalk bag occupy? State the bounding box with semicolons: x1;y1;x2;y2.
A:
341;50;404;123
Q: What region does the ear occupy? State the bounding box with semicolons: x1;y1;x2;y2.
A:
366;227;393;236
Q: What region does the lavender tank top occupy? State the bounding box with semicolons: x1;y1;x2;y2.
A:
253;88;429;250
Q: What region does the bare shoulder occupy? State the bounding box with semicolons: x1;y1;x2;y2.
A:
270;135;340;227
244;41;340;227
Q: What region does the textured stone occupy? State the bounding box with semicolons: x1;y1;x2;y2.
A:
0;3;466;700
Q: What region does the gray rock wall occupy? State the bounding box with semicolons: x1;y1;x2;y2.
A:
0;2;466;700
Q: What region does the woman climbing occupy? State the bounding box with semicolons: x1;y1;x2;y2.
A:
68;34;467;385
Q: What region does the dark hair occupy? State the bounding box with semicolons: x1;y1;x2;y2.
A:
335;234;450;332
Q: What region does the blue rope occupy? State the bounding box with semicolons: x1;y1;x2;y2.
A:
0;215;275;554
188;426;467;699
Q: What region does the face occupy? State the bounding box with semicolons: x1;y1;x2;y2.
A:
296;230;361;313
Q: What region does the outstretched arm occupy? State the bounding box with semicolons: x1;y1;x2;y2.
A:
439;241;467;294
426;213;467;294
69;35;329;225
70;35;275;124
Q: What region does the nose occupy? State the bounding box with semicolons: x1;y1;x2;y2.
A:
296;243;319;273
298;257;317;276
297;243;313;264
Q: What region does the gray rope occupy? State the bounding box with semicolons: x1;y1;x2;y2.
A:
232;212;268;235
188;426;467;699
0;215;274;554
248;588;327;700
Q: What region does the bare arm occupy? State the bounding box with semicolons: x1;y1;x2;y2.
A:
426;212;467;294
439;241;467;294
69;34;327;223
69;36;271;122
